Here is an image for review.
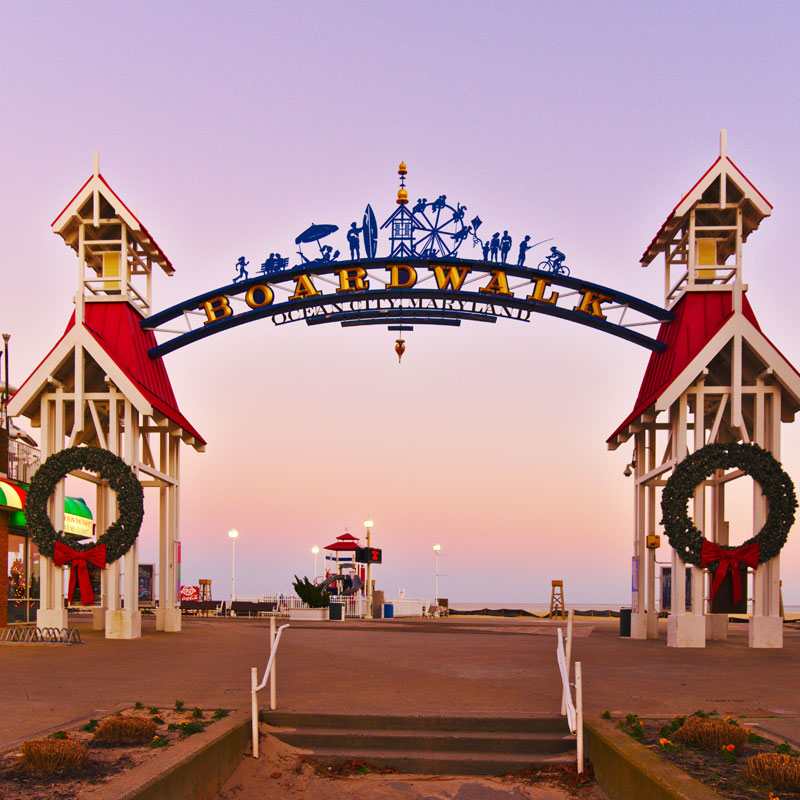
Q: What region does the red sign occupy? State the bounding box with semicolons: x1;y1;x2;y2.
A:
179;585;199;601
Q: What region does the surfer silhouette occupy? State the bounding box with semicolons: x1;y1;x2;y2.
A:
347;222;363;259
500;231;512;264
232;256;249;283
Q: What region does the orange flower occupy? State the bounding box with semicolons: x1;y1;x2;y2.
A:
724;744;735;751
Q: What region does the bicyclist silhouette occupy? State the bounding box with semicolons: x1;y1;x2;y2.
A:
538;246;569;276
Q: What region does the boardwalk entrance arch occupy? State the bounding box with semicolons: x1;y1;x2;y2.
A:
7;139;799;647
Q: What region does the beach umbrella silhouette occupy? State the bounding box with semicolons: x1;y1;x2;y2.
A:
295;223;339;257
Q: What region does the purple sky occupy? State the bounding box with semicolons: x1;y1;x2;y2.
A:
3;2;800;604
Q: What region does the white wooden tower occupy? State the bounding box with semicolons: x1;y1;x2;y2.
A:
608;132;800;648
8;155;205;639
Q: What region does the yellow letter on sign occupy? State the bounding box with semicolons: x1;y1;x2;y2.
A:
431;265;472;291
386;264;417;289
336;267;370;293
573;289;612;320
245;284;274;309
526;277;559;305
479;270;512;296
290;273;322;300
200;296;233;325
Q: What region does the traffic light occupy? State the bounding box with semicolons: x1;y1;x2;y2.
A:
355;547;382;564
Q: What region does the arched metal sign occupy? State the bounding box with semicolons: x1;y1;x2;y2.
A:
142;164;673;357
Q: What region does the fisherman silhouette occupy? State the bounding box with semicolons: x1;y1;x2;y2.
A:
347;222;362;260
517;235;533;266
232;256;249;283
489;233;500;262
500;231;512;264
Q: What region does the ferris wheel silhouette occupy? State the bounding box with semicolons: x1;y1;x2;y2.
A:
411;197;469;258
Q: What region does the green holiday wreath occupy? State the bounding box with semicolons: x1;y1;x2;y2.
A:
26;446;144;564
660;442;796;566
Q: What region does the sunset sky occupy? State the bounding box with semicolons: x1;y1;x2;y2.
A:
3;1;800;604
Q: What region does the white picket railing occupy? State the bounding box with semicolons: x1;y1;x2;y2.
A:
250;618;289;758
556;609;583;773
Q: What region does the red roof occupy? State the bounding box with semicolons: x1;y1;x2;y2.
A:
607;292;761;443
641;156;773;266
69;304;204;444
324;541;360;551
52;174;173;273
336;532;359;541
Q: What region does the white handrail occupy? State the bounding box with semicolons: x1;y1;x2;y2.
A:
556;622;584;773
556;628;577;732
250;622;289;758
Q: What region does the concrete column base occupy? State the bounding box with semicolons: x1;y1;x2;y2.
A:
156;606;182;632
92;608;106;631
706;613;728;640
105;609;142;639
667;613;706;647
646;610;659;639
630;612;647;639
748;615;783;648
37;607;68;629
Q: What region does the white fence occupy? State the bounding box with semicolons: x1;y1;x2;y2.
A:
236;595;368;617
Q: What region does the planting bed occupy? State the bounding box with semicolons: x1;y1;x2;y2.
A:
614;712;800;800
0;702;229;800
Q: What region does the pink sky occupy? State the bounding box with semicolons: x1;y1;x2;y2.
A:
3;2;800;604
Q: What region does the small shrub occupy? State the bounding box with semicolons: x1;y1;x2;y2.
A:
149;735;169;749
168;720;205;736
743;753;800;790
721;743;737;762
191;706;204;719
134;701;144;710
151;714;165;725
148;707;160;715
18;739;89;774
746;728;765;744
80;719;99;732
213;708;229;719
94;716;157;744
174;699;185;711
673;716;747;750
776;742;795;755
691;708;716;718
659;716;686;739
48;730;69;740
600;710;611;719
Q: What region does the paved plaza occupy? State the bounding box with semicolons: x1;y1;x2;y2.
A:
2;614;800;750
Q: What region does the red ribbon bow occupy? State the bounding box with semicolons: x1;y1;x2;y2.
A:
700;540;759;605
53;541;107;606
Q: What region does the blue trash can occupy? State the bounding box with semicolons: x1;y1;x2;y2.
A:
382;603;394;619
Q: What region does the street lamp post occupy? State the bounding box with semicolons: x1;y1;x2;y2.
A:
364;516;374;619
433;543;441;606
311;545;319;580
228;529;239;608
2;333;9;438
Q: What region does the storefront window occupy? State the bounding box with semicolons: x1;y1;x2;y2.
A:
6;532;39;623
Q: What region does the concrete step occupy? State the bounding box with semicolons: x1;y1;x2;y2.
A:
261;711;570;734
271;727;575;755
260;712;577;776
301;746;577;776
